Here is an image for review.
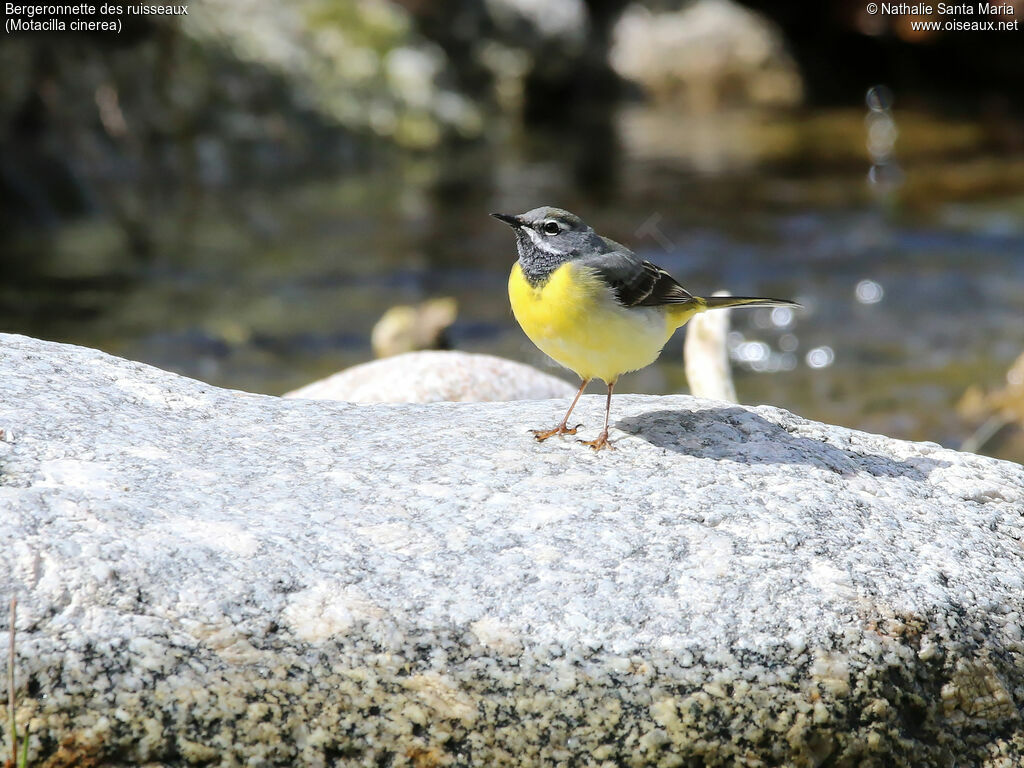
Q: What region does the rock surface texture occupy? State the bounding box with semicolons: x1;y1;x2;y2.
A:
283;350;576;403
1;333;1023;767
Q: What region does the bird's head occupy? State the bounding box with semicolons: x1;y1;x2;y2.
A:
491;207;604;281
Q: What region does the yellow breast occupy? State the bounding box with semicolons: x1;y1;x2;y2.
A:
508;261;684;382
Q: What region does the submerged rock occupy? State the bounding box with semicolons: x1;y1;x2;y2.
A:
1;333;1023;766
283;350;576;402
371;298;458;358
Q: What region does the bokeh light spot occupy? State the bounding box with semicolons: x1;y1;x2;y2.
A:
806;346;835;369
855;279;884;304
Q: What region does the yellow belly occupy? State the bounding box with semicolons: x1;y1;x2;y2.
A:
508;262;696;382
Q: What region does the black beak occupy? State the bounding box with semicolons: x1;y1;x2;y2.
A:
490;212;522;228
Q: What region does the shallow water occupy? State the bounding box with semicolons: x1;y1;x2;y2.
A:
3;108;1023;462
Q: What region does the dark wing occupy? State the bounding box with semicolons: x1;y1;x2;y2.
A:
576;250;695;308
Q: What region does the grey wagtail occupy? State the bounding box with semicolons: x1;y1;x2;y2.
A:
493;206;800;450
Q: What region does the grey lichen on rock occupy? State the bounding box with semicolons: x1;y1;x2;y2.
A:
181;0;484;148
1;332;1023;767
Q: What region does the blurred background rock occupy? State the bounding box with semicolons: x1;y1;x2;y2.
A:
1;0;1022;461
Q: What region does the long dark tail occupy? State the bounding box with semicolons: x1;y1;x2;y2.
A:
700;296;802;310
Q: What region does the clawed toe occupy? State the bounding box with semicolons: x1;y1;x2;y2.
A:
530;423;582;442
579;431;613;451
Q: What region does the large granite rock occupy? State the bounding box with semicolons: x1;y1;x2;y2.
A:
1;333;1023;767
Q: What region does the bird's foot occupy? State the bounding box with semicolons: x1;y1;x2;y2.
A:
579;431;614;451
531;423;582;442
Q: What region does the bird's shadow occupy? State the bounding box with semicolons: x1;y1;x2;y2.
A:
616;407;951;482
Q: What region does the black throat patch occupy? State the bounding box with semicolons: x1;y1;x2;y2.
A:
516;234;571;286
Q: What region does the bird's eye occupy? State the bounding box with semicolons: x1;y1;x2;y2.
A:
542;221;560;235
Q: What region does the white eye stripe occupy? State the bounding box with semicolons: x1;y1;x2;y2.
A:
523;226;563;254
